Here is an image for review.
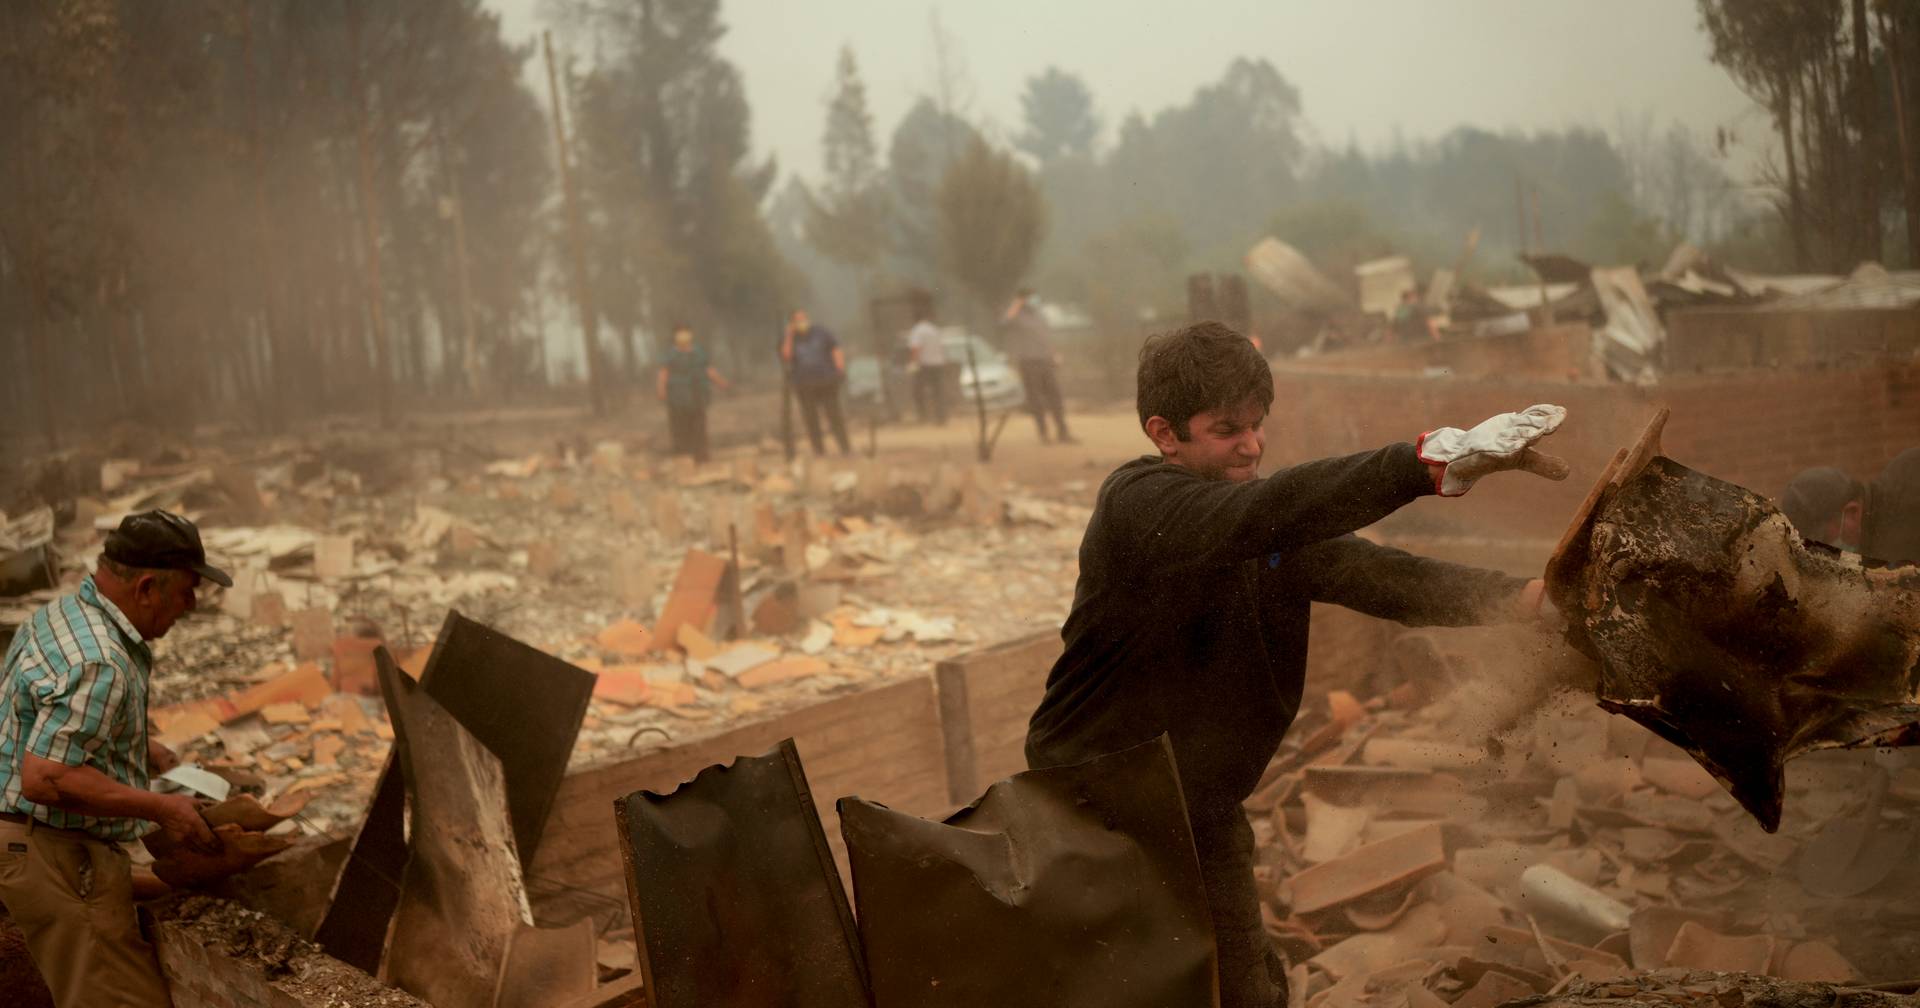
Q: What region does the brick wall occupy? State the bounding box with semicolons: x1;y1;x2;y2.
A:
1268;360;1920;549
1665;306;1920;373
1287;323;1598;383
528;676;950;927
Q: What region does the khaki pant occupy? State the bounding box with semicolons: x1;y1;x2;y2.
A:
0;817;171;1008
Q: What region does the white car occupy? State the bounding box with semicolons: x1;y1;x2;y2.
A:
940;330;1026;412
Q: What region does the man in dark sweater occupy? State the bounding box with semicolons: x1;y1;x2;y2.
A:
1026;322;1566;1008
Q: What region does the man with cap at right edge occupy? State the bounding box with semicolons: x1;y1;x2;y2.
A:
0;509;225;1007
1779;452;1919;566
1026;323;1568;1008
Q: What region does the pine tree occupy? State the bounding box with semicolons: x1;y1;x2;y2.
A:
806;46;889;277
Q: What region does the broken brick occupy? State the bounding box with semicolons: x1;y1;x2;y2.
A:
330;634;383;696
675;623;719;661
596;620;655;658
736;656;828;690
259;703;310;726
1663;921;1774;973
1283;821;1445;915
652;549;726;653
227;662;331;720
1773;940;1857;982
592;667;656;708
289;608;334;662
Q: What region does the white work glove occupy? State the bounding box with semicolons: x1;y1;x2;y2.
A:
1417;404;1569;497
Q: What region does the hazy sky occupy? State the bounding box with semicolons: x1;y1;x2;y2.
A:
492;0;1769;184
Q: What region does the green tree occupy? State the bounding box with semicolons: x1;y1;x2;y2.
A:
1016;67;1099;163
1105;58;1303;261
566;0;795;372
885;96;983;291
938;136;1046;321
806;46;889;277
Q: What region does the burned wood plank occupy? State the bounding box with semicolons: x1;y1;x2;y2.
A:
838;736;1215;1008
613;738;869;1008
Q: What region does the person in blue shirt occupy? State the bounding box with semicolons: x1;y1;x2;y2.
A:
656;324;729;464
780;308;852;456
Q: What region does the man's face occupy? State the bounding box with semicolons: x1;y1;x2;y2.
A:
673;328;694;350
791;310;809;330
131;570;199;640
1152;400;1267;483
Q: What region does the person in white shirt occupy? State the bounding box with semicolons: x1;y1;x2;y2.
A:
905;311;950;425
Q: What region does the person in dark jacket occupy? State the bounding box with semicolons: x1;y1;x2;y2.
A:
1026;321;1566;1008
1780;466;1868;552
1863;448;1920;566
1778;456;1918;565
780;308;851;456
657;324;729;464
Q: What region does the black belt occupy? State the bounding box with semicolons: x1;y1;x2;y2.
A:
0;811;32;826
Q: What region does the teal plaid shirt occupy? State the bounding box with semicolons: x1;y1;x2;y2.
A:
0;575;154;841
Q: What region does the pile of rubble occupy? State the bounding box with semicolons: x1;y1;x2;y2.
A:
1246;627;1920;1007
3;431;1090;842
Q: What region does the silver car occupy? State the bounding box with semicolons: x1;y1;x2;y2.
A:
940;330;1025;412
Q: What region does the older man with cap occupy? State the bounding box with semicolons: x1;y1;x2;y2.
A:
0;509;226;1007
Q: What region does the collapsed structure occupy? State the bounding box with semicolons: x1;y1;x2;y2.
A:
1;239;1917;1005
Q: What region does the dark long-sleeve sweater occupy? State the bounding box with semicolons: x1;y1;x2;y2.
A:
1026;444;1528;809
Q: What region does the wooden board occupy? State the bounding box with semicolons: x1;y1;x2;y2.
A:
1544;406;1668;608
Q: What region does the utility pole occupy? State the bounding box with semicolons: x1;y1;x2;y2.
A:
543;30;606;417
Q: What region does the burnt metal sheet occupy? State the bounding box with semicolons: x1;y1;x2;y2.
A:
838;735;1218;1008
1558;454;1920;832
614;738;870;1008
377;646;534;1008
316;610;597;971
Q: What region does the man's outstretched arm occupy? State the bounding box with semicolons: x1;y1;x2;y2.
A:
1287;534;1532;626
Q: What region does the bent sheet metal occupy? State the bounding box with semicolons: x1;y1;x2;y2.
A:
1554;447;1920;833
613;738;869;1008
838;735;1219;1008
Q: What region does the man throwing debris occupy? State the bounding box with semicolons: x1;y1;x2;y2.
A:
0;510;225;1007
1026;322;1566;1008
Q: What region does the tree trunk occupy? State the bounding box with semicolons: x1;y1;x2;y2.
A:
1779;81;1809;271
1884;8;1920;267
348;0;396;425
1853;0;1883;263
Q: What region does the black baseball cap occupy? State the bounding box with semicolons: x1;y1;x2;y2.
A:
103;510;233;588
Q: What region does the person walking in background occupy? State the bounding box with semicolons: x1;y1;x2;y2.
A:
781;308;852;456
657;324;729;464
1003;288;1074;444
906;307;949;425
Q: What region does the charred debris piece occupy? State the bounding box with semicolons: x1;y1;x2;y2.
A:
1548;409;1920;832
614;735;1215;1008
840;735;1217;1008
613;738;870;1008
